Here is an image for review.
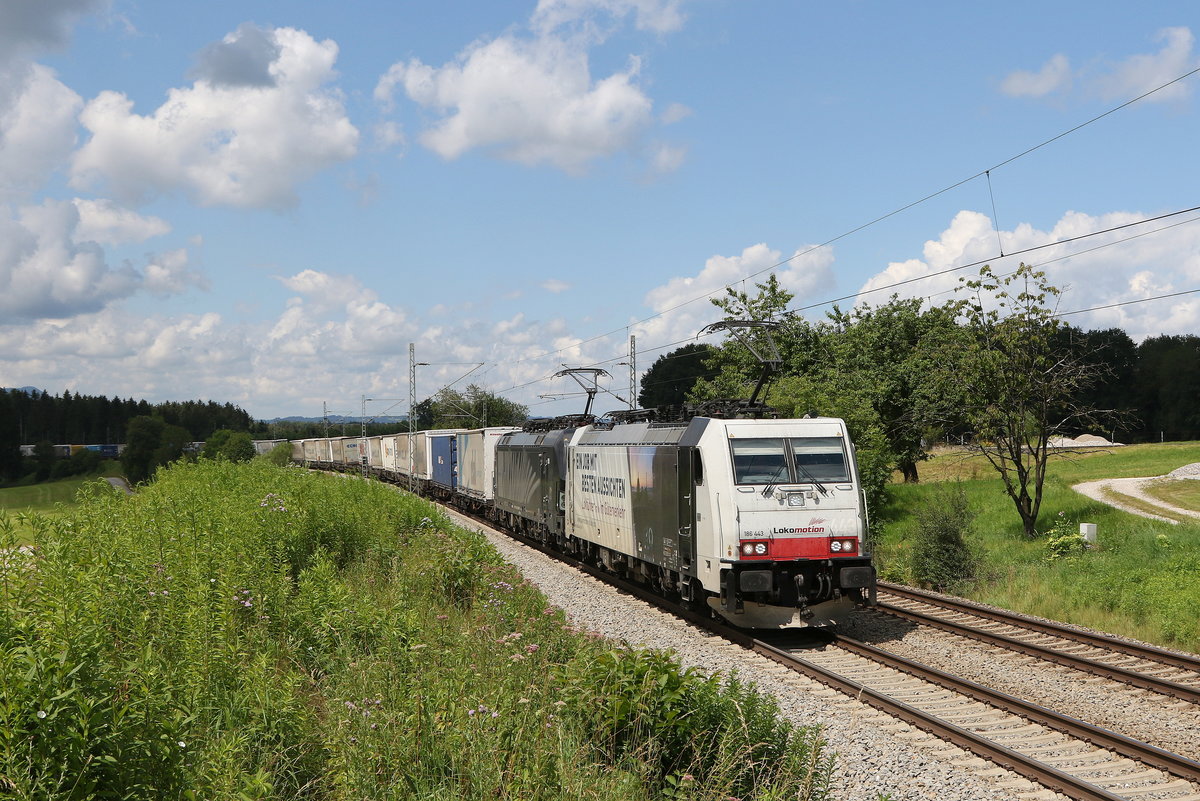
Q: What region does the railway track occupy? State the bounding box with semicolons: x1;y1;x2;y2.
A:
759;632;1200;801
875;582;1200;704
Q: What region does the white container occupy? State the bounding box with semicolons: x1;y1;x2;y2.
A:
1080;523;1097;544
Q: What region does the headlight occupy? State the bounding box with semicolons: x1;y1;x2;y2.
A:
740;541;769;557
830;540;842;552
787;494;804;507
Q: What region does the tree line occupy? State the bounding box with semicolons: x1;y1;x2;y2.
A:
0;389;254;446
640;281;1200;450
0;389;255;484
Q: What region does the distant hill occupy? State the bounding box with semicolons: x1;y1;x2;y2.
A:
1;386;45;395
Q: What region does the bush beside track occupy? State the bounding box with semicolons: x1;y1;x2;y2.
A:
0;459;834;800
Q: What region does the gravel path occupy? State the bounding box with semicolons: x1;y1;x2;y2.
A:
1073;468;1200;524
442;508;1044;801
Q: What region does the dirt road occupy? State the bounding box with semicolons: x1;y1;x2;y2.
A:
1073;474;1200;524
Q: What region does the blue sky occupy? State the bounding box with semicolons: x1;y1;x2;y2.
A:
2;0;1198;422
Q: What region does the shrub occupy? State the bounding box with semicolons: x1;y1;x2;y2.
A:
266;441;294;466
1043;512;1088;562
909;483;978;591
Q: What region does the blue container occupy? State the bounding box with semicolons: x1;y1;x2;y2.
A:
430;434;457;490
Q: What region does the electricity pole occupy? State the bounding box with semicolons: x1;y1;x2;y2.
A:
628;334;637;409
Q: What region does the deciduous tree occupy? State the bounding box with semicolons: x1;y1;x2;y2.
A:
934;264;1114;538
414;385;528;429
637;343;716;410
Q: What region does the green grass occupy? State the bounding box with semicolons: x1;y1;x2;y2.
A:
1143;478;1200;512
879;442;1200;652
0;477;97;513
0;461;835;800
913;441;1200;484
0;477;100;544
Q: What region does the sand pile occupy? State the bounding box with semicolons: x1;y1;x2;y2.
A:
1047;434;1124;448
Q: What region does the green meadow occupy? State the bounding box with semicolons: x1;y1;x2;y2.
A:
877;442;1200;652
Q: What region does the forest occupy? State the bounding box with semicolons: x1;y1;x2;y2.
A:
0;390;254;447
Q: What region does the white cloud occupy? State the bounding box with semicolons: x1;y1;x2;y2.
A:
72;198;170;245
0;307;262;410
0;263;635;418
142;312;223;367
373;120;405;150
855;208;1200;341
541;278;570;293
0;63;82;199
1002;27;1198;105
532;0;686;35
375;0;687;175
379;35;654;173
1097;27;1196;103
660;102;691;124
70;25;359;208
276;268;373;312
1000;53;1072;98
634;243;836;348
0;200;199;320
648;142;686;175
142;248;207;296
269;269;414;359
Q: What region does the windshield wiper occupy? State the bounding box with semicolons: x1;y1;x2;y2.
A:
794;462;828;495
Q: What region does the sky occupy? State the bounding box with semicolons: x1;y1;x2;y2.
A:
2;0;1198;423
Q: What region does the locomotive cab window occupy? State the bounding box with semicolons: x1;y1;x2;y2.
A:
730;436;850;485
730;439;789;485
791;437;850;482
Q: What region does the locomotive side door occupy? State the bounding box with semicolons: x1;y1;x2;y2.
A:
677;446;697;576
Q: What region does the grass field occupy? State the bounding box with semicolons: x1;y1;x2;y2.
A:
879;442;1200;652
0;477;98;513
0;477;103;544
0;462;125;543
